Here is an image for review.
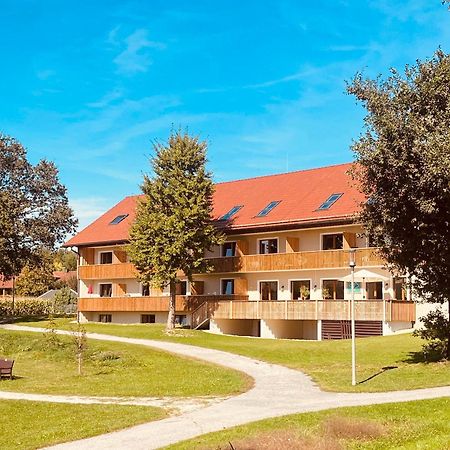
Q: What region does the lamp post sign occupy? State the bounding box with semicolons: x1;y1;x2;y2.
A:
349;249;356;386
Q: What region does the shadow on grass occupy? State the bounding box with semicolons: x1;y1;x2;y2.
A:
400;350;444;364
358;366;398;385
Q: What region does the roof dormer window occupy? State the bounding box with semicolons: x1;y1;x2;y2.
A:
317;193;343;211
109;214;128;225
257;200;281;217
220;205;243;221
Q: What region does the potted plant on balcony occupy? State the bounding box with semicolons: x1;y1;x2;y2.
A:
322;287;332;300
299;285;310;301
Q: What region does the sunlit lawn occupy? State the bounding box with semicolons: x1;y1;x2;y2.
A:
0;328;250;397
0;400;165;450
167;398;450;450
15;317;450;393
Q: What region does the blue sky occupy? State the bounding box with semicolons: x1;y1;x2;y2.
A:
1;0;450;230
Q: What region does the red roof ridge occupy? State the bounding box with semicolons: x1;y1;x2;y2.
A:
214;162;353;186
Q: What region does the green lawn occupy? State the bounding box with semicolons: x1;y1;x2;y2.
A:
0;329;250;397
167;398;450;450
16;318;450;393
0;400;165;450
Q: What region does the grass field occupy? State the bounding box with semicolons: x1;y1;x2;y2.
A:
0;400;165;450
0;328;250;397
167;398;450;449
16;318;450;393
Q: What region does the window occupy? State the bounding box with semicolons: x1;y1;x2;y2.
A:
176;280;188;295
109;214;128;225
221;279;235;295
322;234;343;250
291;280;311;300
175;315;187;326
99;314;112;323
366;282;383;300
257;201;281;217
394;277;406;301
222;242;236;257
141;314;155;324
317;193;343;210
100;252;113;264
322;280;344;300
142;284;150;296
259;238;278;254
220;205;243;221
260;281;278;301
99;283;112;297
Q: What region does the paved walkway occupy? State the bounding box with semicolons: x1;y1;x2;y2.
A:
2;324;449;450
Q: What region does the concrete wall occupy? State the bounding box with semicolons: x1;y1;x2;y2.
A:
78;311;190;325
383;321;414;335
415;301;449;329
210;319;259;337
260;319;317;339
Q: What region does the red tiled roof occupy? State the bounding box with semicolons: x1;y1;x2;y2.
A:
65;163;364;247
0;276;13;289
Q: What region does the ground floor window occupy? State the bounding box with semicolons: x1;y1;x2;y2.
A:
366;281;383;300
260;281;278;301
99;283;112;297
141;314;156;324
322;280;344;299
99;314;112;323
393;277;406;300
291;280;311;300
175;315;187;326
221;279;235;295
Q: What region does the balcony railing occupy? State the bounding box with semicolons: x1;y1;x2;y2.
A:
207;299;415;322
207;248;383;273
77;294;249;312
78;248;384;280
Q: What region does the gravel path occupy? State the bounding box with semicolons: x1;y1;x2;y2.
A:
2;324;449;450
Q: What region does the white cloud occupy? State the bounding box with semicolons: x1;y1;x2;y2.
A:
70;197;112;231
112;28;165;75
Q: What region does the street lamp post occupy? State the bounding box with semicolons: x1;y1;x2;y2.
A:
349;249;356;386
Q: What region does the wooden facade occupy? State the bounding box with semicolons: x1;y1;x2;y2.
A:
207;299;415;322
78;248;383;280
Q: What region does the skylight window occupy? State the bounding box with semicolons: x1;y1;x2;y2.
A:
109;214;129;225
220;205;243;221
257;200;281;217
317;193;343;210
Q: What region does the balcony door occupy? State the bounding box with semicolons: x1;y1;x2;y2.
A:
260;281;278;301
366;281;383;300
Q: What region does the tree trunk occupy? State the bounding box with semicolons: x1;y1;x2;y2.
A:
166;280;176;331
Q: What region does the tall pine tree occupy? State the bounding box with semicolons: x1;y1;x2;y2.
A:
128;131;224;330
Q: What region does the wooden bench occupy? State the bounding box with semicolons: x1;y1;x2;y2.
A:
0;359;14;380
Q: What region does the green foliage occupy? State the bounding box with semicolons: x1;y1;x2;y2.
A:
129;131;224;329
53;286;78;314
0;134;77;279
54;248;77;272
347;50;450;358
0;297;51;316
414;308;450;361
15;255;56;297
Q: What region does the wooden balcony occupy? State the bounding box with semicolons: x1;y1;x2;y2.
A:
79;263;136;280
207;299;415;322
207;248;384;273
78;294;249;313
78;248;383;280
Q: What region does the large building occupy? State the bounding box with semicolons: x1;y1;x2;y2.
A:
64;163;416;340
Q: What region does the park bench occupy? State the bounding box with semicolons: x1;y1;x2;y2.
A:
0;359;14;380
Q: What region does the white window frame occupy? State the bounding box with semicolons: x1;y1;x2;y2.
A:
258;279;279;301
319;232;344;251
257;237;279;255
99;251;113;265
220;278;235;295
288;278;313;300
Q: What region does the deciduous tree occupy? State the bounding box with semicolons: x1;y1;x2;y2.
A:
0;134;77;305
347;50;450;359
128;131;224;330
